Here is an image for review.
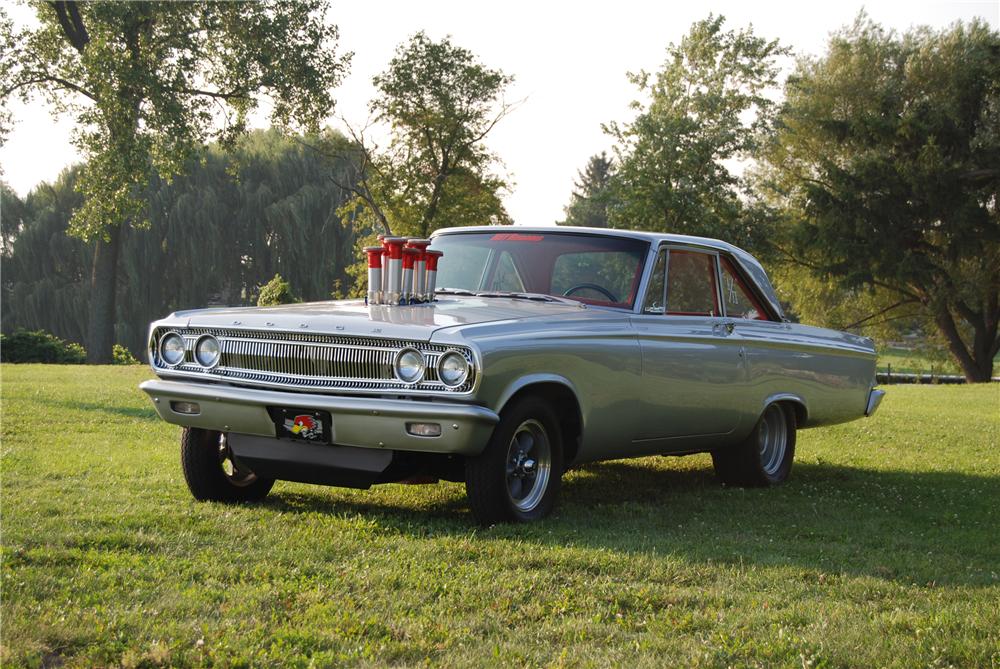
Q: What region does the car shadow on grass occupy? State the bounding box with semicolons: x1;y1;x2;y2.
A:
34;397;157;420
262;457;1000;586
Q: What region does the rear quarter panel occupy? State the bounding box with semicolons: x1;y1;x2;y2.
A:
736;320;876;427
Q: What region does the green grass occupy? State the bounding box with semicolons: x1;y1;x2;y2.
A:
2;365;998;668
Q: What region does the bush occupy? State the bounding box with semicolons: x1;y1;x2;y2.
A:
257;274;299;306
0;329;87;364
113;344;140;365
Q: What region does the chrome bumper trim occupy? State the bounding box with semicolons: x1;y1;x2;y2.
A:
865;388;886;417
139;379;498;455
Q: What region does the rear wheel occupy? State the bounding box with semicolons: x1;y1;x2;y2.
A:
180;427;274;502
465;396;563;525
712;403;796;487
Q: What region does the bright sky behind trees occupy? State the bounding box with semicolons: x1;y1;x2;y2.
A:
2;0;996;225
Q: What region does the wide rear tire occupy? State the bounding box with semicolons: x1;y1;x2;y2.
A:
180;427;275;503
465;396;564;525
712;403;796;487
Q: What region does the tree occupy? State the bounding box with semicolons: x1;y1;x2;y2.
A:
2;129;362;358
0;1;350;361
761;16;1000;382
336;31;514;240
605;15;787;247
560;152;614;227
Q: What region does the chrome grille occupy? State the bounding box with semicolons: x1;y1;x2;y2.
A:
150;327;475;394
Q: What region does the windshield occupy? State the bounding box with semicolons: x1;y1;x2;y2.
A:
431;231;649;309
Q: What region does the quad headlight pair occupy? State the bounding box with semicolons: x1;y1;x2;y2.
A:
393;347;470;388
158;332;220;369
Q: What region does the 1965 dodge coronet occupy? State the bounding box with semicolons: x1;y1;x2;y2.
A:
140;226;885;524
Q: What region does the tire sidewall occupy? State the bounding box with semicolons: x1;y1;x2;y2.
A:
468;396;564;523
181;427;274;502
756;404;796;485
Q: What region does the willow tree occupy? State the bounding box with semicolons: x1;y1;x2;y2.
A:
3;129;362;357
0;1;349;361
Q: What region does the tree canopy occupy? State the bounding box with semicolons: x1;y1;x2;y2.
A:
605;15;788;247
761;15;1000;381
338;31;514;240
0;1;349;360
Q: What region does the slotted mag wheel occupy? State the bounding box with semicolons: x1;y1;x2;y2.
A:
504;419;552;513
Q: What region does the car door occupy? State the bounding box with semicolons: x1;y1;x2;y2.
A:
630;246;747;444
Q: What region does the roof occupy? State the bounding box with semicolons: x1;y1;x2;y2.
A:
432;226;785;320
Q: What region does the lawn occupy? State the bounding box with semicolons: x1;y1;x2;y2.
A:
1;365;998;668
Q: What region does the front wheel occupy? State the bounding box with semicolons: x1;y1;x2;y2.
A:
180;427;275;502
465;396;564;525
712;403;796;487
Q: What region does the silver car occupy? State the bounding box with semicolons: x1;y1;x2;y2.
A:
140;226;885;524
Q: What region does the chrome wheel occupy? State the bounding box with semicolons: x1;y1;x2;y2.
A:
505;419;552;513
217;433;257;487
758;405;788;477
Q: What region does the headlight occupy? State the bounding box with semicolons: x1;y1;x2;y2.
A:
437;350;470;387
393;347;425;384
194;334;221;368
158;332;186;366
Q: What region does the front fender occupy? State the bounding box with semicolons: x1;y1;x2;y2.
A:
493;373;580;414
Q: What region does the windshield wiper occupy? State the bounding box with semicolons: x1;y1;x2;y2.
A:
436;288;582;306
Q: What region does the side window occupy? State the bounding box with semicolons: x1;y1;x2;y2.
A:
642;250;666;314
666;250;719;316
487;251;525;292
720;257;769;320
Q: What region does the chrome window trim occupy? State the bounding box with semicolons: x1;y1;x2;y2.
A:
639;244;724;319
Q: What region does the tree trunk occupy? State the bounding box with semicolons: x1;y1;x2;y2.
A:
86;225;122;363
933;303;996;383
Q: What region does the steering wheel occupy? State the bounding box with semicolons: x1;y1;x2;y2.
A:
563;283;619;302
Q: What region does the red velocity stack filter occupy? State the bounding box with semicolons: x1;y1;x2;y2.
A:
425;249;442;301
406;239;432;301
401;248;419;304
383;237;407;305
363;246;384;304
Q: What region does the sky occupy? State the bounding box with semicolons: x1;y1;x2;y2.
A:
2;0;998;225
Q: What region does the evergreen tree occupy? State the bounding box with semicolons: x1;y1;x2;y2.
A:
560;152;614;228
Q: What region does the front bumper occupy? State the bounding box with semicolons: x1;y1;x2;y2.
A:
139;379;499;455
865;387;886;417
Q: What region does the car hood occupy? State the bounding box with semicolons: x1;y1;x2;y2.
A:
162;296;589;341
